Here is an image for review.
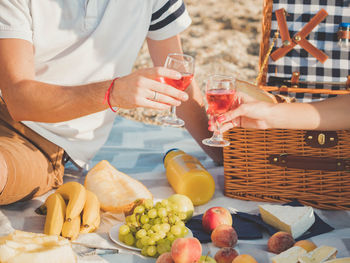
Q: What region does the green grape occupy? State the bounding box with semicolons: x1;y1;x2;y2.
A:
170;225;182;236
118;233;125;242
148;237;156;246
136;239;143;249
136;229;147;239
140;214;149;224
148;208;157;219
161;199;169;207
141;246;148;256
163;239;172;250
154;218;162;225
142;223;151;230
160;223;170;233
130;214;137;223
175;221;185;228
119;224;130;235
171;203;179;211
151;233;161;242
157;207;167;218
182;226;189;237
129;225;138;233
166;232;176;242
141;236;150;246
147;245;157;257
158;230;166;239
144;199;153;210
134;205;145;214
161;217;169;223
178;212;187;221
147;229;154;236
151;224;161;233
149;218;155;225
155;202;162;209
125;215;132;224
157;243;168;255
123;233;135;246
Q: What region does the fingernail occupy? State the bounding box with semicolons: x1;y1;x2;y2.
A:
175;73;182;79
183;93;189;100
217;115;226;122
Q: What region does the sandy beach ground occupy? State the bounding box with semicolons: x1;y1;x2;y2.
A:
118;0;264;124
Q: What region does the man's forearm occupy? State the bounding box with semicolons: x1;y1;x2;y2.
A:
2;79;110;123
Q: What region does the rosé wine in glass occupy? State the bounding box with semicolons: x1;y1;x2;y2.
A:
157;53;195;127
202;75;238;147
161;73;193;91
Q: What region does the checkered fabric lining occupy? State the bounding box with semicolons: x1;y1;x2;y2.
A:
266;0;350;102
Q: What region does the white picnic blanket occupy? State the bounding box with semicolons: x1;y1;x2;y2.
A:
0;116;349;262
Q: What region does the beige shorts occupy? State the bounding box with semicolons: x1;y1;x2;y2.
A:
0;99;66;205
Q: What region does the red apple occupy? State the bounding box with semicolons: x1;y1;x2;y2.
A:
202;207;232;233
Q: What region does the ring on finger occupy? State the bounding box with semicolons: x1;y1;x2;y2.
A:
152;91;158;101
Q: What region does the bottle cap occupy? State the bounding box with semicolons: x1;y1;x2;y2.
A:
163;148;179;163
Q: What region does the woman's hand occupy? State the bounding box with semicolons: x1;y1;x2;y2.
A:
209;100;276;132
110;67;189;110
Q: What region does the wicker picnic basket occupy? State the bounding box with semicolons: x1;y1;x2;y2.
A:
223;0;350;210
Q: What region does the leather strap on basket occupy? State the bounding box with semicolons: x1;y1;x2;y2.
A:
269;154;350;171
271;8;329;63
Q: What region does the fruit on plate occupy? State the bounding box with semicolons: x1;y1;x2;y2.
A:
268;231;295;254
211;224;238;248
199;255;217;262
171;237;202;263
293;240;317;252
0;230;77;263
167;194;194;221
202;207;232;233
214;247;238;263
119;198;190;257
232;254;258;263
84;160;153;214
56;181;87;222
44;192;66;236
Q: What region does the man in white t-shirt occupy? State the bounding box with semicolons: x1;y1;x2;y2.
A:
0;0;221;204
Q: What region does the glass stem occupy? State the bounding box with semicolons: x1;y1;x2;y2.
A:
211;115;223;141
170;106;177;119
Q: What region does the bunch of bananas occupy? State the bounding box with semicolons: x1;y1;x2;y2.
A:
43;182;100;241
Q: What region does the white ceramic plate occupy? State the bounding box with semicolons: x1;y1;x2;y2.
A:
109;222;193;252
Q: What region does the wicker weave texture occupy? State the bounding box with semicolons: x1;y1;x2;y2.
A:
223;129;350;210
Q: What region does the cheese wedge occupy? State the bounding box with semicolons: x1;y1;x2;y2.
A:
271;246;308;263
324;258;350;263
0;230;76;263
259;204;315;239
298;245;337;263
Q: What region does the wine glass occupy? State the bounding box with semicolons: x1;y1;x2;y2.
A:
157;53;195;127
202;75;239;147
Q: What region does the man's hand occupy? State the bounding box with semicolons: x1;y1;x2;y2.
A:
111;67;189;110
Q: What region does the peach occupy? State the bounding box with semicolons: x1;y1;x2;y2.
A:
214;247;238;263
211;224;238;248
156;252;174;263
268;231;295;254
293;240;317;252
232;254;258;263
171;237;202;263
202;207;232;233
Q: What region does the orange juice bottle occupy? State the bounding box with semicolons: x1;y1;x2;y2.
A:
163;149;215;206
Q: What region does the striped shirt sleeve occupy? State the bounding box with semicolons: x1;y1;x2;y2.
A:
147;0;192;40
0;0;33;43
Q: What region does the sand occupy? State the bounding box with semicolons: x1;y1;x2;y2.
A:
117;0;264;124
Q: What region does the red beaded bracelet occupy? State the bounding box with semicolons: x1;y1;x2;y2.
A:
104;77;119;113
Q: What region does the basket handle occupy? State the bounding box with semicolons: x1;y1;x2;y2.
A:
269;154;350;171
